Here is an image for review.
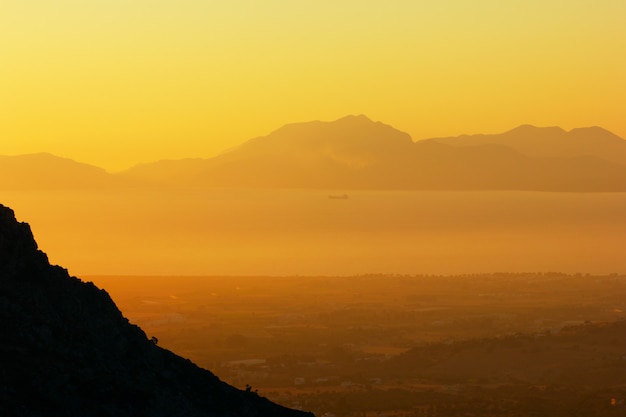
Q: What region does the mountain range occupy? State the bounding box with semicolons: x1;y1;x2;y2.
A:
3;115;626;191
0;203;311;416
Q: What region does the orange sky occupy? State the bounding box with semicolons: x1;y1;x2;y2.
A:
2;1;625;172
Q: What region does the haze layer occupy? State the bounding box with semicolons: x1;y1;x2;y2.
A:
2;1;625;170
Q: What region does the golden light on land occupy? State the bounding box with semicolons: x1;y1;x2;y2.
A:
4;189;626;277
1;1;625;171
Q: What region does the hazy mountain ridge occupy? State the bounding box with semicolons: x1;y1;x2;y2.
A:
425;124;626;166
0;153;115;190
4;116;626;191
123;115;626;191
0;203;312;417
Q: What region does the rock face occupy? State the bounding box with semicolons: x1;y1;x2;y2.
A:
0;204;312;417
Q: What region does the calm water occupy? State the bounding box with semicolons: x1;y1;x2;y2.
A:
3;189;626;276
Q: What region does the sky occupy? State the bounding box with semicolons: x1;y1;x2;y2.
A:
2;1;625;172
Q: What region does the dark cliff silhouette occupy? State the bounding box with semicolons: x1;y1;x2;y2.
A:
0;204;312;417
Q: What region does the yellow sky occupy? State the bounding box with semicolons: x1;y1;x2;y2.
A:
2;1;625;172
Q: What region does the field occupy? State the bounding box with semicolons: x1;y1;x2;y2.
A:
5;188;626;414
89;273;626;416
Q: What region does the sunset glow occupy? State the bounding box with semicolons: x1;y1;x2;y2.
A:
4;3;626;413
2;1;625;171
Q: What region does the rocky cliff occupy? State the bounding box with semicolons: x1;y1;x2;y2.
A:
0;204;312;417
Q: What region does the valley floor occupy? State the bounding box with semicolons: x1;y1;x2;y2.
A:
89;273;626;416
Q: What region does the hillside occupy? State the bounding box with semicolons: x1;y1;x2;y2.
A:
87;273;626;416
0;203;312;417
387;319;626;388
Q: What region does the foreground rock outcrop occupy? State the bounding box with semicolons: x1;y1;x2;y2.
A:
0;204;312;417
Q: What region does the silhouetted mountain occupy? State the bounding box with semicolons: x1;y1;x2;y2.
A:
425;124;626;166
0;153;118;190
121;115;416;187
124;115;626;191
5;117;626;191
196;115;417;188
0;204;312;417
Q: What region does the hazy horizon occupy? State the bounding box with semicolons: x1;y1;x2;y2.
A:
4;3;626;414
2;2;625;171
4;188;625;277
3;116;626;277
3;117;624;173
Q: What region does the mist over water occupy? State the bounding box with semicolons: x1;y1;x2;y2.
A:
4;189;625;276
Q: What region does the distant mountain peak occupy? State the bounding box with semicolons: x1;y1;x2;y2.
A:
335;114;381;125
337;113;372;121
506;124;566;135
272;114;395;134
5;118;626;192
508;123;537;131
334;114;402;131
0;153;114;190
236;115;413;154
425;122;626;171
569;125;621;137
